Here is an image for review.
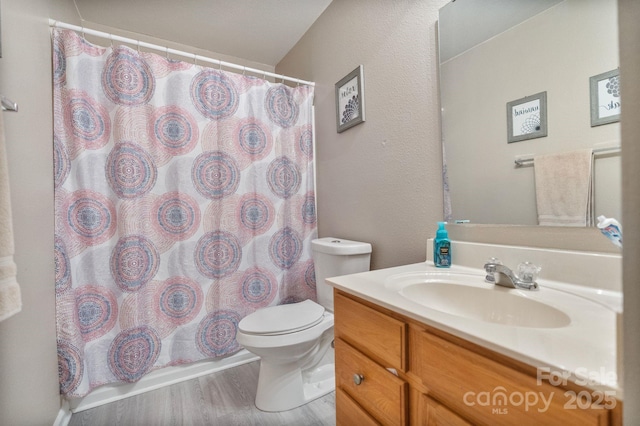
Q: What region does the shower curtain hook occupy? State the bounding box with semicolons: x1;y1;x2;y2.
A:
137;40;141;53
165;46;169;59
193;54;198;66
218;60;222;71
109;33;114;48
243;66;246;76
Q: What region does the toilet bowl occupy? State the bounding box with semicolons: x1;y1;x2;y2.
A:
235;237;372;412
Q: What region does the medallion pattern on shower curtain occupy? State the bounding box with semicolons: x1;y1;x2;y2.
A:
52;29;316;397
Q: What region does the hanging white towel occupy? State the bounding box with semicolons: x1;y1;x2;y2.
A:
0;112;21;321
534;148;594;227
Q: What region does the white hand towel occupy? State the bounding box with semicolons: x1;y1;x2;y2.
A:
0;112;21;321
534;148;594;227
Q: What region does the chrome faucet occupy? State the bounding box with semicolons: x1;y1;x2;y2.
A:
484;261;540;291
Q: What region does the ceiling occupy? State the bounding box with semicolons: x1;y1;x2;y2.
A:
73;0;333;66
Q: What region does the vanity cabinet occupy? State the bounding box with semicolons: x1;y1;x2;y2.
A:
334;290;621;426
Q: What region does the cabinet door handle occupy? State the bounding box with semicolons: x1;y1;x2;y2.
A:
353;374;364;385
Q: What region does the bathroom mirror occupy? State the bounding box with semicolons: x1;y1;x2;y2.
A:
439;0;620;225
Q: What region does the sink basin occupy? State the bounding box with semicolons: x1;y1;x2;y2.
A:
385;272;571;328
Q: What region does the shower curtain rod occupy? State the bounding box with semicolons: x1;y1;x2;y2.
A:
49;20;315;87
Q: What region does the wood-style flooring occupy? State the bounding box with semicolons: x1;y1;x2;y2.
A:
68;361;336;426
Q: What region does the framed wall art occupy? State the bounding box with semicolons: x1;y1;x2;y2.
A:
506;91;547;143
335;65;365;133
590;69;620;127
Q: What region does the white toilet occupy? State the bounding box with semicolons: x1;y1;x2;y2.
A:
236;237;372;412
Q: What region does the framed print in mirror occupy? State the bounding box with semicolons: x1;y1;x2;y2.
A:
507;91;547;143
335;65;365;133
590;69;620;127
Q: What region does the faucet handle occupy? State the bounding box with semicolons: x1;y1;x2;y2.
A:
516;262;541;283
484;257;502;282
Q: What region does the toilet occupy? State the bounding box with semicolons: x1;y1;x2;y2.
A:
236;237;372;412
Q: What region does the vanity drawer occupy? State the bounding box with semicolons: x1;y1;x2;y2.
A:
409;326;613;425
334;291;406;371
335;337;407;426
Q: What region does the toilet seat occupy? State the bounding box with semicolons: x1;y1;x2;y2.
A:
238;300;325;336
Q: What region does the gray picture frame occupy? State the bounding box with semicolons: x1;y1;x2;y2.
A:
506;91;547;143
590;69;620;127
335;65;365;133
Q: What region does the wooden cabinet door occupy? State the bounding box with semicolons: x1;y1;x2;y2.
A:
422;394;472;426
336;388;381;426
410;327;613;425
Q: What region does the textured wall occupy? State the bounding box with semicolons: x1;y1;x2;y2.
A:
0;0;60;424
277;0;449;269
619;0;640;422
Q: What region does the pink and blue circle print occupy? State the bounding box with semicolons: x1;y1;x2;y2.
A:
190;70;239;120
301;193;316;226
75;285;118;342
55;236;72;294
65;91;111;150
54;135;71;188
236;119;273;159
269;227;303;270
102;47;155;106
57;340;84;395
267;156;301;199
52;33;66;87
191;151;240;199
106;142;158;199
149;106;199;156
239;267;277;307
265;86;299;128
108;326;161;382
65;190;117;247
296;125;314;159
196;310;241;357
152;192;201;241
195;231;242;279
238;193;275;235
110;235;160;292
155;277;203;326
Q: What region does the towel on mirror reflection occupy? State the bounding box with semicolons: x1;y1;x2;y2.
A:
0;113;22;321
534;148;594;227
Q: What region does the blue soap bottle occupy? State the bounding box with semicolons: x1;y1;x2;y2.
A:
433;222;451;268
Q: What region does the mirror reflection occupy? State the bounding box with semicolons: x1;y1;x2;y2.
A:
439;0;620;226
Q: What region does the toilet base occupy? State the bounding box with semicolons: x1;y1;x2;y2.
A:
255;360;335;412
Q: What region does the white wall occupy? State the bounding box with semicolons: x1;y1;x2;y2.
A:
277;0;449;270
0;0;60;424
441;0;620;225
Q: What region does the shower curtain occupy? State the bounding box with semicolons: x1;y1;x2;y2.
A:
52;29;316;397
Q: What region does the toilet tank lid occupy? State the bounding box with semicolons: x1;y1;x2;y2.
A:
238;300;325;335
312;237;372;255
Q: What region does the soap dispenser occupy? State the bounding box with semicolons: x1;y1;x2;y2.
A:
433;222;451;268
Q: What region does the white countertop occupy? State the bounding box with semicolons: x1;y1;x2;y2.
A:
327;261;622;398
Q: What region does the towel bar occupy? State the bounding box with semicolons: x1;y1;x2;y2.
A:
514;146;620;167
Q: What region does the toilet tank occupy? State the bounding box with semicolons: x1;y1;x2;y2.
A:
311;237;372;312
